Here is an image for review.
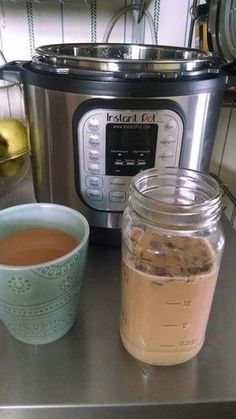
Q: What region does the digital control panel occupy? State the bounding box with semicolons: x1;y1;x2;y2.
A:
76;109;183;212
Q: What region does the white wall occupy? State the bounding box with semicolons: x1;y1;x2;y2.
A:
0;0;191;122
0;0;191;61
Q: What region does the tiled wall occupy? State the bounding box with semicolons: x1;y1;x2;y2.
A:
0;0;191;121
210;102;236;227
0;0;236;226
0;0;191;120
0;0;192;61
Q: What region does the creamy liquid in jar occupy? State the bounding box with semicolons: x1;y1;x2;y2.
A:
120;229;219;365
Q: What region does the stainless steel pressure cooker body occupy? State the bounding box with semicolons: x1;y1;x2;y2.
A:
0;44;226;243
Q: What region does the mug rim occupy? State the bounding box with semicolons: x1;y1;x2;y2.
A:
0;203;90;270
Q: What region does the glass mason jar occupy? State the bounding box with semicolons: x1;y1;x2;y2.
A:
120;168;225;366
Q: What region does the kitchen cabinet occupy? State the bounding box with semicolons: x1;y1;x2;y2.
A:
0;174;236;418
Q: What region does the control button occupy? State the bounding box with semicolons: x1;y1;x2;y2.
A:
88;118;100;131
137;161;146;166
160;136;176;145
86;176;103;189
109;191;126;202
86;189;103;201
159;151;175;159
165;119;177;130
110;178;126;186
88;163;100;174
89;150;100;161
89;134;100;147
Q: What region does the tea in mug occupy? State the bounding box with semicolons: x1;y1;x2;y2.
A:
0;228;79;266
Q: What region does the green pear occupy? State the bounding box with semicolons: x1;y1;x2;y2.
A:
0;119;28;161
0;156;24;177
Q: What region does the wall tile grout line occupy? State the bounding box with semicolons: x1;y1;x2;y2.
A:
124;0;128;43
0;0;6;55
60;2;65;43
216;106;236;226
184;0;192;47
218;106;233;177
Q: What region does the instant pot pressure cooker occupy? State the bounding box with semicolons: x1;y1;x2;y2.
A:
191;0;236;86
0;44;227;243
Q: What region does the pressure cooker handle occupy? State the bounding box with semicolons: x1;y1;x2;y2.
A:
0;60;26;84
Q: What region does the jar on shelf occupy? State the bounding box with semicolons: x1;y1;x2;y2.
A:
120;167;225;366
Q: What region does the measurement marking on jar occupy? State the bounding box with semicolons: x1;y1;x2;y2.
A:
183;300;192;307
162;323;189;329
163;324;178;327
165;301;193;307
179;339;197;346
121;311;127;325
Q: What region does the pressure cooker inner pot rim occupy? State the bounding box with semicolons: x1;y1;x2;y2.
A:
35;43;218;63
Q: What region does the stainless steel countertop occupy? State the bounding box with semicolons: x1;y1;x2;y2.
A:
0;172;236;419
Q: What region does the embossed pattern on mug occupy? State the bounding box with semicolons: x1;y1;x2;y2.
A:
32;253;81;279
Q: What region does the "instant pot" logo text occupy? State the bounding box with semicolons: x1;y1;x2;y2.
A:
106;112;156;123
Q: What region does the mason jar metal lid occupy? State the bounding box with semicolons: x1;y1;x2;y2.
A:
32;43;222;79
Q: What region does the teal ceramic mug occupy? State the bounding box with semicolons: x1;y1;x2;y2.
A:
0;203;89;344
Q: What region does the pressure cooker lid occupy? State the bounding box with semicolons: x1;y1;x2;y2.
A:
32;43;222;79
